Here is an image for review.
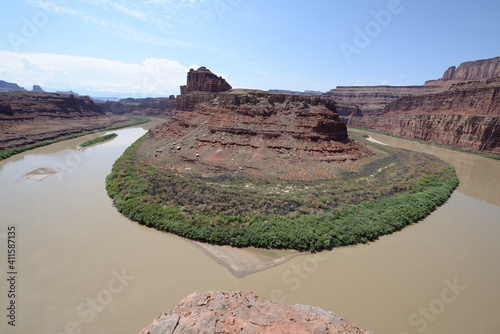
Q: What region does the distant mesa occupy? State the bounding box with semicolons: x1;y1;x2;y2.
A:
32;85;45;92
0;80;26;92
56;90;80;96
180;66;232;94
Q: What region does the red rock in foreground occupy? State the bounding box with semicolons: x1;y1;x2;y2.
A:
140;291;373;334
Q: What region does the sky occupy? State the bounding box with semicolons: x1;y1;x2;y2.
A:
0;0;499;98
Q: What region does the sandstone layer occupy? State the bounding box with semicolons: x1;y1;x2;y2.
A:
180;66;232;94
322;85;442;116
0;91;130;150
0;91;105;122
99;96;176;117
346;57;500;155
140;291;372;334
145;89;371;179
140;66;372;179
349;78;500;154
426;56;500;86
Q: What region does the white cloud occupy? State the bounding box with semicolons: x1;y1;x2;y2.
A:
26;0;88;16
0;51;191;97
111;2;148;21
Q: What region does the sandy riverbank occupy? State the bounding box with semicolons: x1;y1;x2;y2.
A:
191;241;307;278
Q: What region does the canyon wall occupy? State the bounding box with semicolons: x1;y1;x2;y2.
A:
344;57;500;155
0;91;105;123
426;56;500;85
323;85;442;116
99;96;176;117
0;91;132;151
349;76;500;154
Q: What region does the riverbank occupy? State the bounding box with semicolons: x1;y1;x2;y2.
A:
2;124;498;334
106;132;459;252
349;125;500;160
192;241;304;278
0;116;150;161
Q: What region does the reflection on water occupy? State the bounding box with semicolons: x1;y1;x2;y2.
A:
0;123;499;334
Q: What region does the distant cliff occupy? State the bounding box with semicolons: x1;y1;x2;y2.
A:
0;80;26;92
427;56;500;84
0;91;105;122
99;96;176;117
348;74;500;155
322;85;442;116
140;291;373;334
0;91;132;151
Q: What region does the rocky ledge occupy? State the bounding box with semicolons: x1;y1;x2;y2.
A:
140;291;373;334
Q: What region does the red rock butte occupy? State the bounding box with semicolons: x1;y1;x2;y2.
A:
180;66;232;94
142;67;372;179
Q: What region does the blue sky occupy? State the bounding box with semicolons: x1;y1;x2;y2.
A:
0;0;499;98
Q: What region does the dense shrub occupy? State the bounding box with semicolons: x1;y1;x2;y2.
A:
106;135;459;252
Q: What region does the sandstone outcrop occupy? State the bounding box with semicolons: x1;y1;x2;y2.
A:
383;77;500;116
140;291;373;334
436;57;500;82
0;91;105;122
0;91;130;151
348;77;500;154
180;66;232;94
99;96;176;117
349;114;500;154
322;85;442;116
147;89;371;178
142;67;371;179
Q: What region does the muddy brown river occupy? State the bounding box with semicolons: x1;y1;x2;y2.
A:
1;122;499;334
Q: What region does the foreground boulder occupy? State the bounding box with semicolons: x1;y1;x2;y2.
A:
140;291;373;334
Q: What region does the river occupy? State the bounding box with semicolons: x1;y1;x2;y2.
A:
1;121;499;334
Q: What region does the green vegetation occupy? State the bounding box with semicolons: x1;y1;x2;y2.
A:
106;134;459;252
349;125;500;160
80;133;118;147
0;117;150;161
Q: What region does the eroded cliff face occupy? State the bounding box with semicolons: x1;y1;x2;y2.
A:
427;56;500;85
99;96;176;117
383;77;500;116
323;85;442;116
0;91;130;150
349;77;500;154
349;114;500;154
0;91;105;123
147;89;371;178
180;66;232;94
140;291;373;334
141;67;371;179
